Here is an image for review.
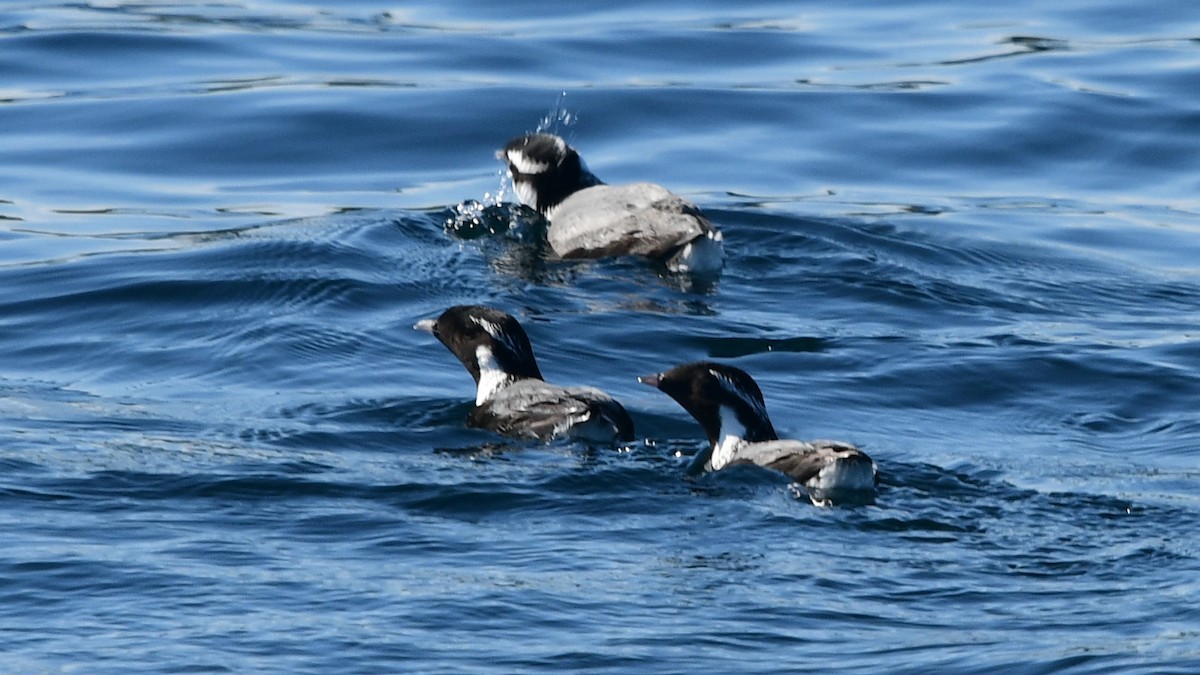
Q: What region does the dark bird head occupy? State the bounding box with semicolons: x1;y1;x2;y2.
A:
639;361;778;448
498;133;603;218
415;305;544;404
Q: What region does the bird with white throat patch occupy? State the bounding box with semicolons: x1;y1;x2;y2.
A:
415;305;635;443
499;133;724;276
639;361;876;506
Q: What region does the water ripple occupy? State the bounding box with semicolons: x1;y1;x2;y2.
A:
3;0;1200;672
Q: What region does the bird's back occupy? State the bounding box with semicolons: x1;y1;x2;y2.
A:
548;183;713;260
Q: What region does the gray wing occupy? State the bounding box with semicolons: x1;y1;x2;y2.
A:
469;380;634;442
558;385;636;442
728;439;871;485
547;183;714;260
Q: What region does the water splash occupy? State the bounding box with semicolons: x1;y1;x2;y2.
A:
484;92;578;209
441;200;540;242
452;93;578;230
482;179;509;208
535;92;578;136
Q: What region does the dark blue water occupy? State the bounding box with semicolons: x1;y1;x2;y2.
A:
3;1;1199;672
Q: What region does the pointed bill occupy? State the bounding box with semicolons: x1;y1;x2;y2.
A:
637;373;662;388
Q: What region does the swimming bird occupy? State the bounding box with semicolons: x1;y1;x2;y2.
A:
415;305;635;443
499;133;724;275
639;361;876;505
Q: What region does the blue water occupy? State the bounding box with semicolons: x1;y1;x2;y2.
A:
2;1;1199;672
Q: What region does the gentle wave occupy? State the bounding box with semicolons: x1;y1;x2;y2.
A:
3;0;1200;672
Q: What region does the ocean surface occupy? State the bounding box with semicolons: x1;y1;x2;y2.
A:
2;1;1199;672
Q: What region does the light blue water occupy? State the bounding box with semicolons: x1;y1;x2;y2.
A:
2;1;1199;672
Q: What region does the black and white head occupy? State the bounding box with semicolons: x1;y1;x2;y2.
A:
639;361;779;449
499;133;602;219
414;305;544;405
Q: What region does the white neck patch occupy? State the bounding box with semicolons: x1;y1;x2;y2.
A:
474;345;514;405
711;405;748;470
513;179;539;212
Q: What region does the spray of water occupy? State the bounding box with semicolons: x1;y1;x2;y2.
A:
535;92;577;137
444;94;577;236
485;92;577;208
